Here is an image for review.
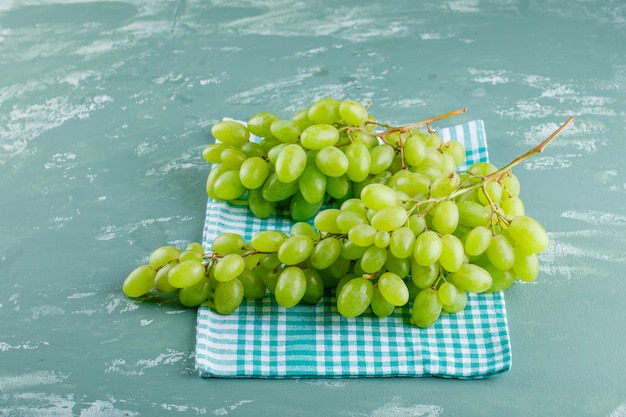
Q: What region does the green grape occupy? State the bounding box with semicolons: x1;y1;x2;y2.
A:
441;153;458;173
258;265;283;294
292;108;314;130
300;124;340;150
360;245;387;273
442;289;468;313
274;266;307;308
219;147;247;170
403;135;426;167
501;196;526;219
123;264;157;298
478;181;503;206
308;97;341;124
247;112;279;137
349;130;378;148
314;208;343;234
370;206;409;232
430;171;461;197
185;242;205;254
392;171;430;198
290;222;319;240
309;237;342;270
389;227;416;259
266;143;287;166
302;269;325;304
481;261;516;292
179;249;204;263
213;253;245;282
411;288;443;328
340;198;368;216
149;245;181;268
486;234;515;271
345;141;371;183
468;161;498;177
329;255;351;280
384;252;411;278
348;224;377;247
340;239;368;260
298;164;326;204
406;278;421;302
377;272;409;306
211;120;250;146
270;119;301;143
239;157;269;189
339;99;368;126
275;144;307;183
212;233;247;255
206;163;229;200
457;200;491;228
167;260;205;288
513;246;540;282
406;214;427;236
430;200;459;235
413;231;442;266
336;277;374;318
501;173;521;197
370;287;396;317
336;211;368;234
213;279;244;315
202;143;228;164
439;234;465;273
259;137;282;154
178;277;212;307
450;263;492;293
250;230;288;253
261;173;299;202
508;215;549;254
154;261;179;293
290;191;324;222
360;183;397;211
441;140;466;167
335;275;354;297
373;230;390;248
325;175;351;200
237;268;267;300
260;252;281;269
368;144;395;174
438;282;458;306
315;146;349;177
244;253;260;269
411;260;439;289
248;187;276;218
241;141;265;158
277;235;314;265
213;170;247;201
464;225;492;257
424;132;444;148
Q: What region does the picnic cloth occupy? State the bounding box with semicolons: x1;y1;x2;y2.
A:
195;119;512;379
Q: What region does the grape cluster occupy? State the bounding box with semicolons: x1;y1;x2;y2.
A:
122;98;571;328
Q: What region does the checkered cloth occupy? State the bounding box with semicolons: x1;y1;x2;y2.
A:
195;119;512;379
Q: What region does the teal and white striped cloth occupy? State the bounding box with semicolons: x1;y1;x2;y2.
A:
195;120;512;379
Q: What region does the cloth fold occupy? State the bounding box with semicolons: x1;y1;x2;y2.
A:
195;119;512;379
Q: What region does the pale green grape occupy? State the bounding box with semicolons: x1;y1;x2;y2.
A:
213;279;244;315
413;231;442;266
258;265;282;294
370;206;408;232
442;289;467;313
411;260;439;289
290;190;324;222
360;183;397;211
340;239;368;260
486;234;515;271
202;143;228;164
308;98;341;124
450;263;492;293
370;288;396;318
298;164;326;204
154;261;179;293
385;252;411;277
185;242;205;254
315;146;349;177
309;237;341;270
348;224;377;247
290;222;318;240
406;214;427;235
325;175;351;200
481;261;516;292
266;143;287;165
270;119;301;143
336;211;368;234
292;108;314;131
329;255;351;280
508;215;549;254
302;269;325;304
360;245;387;273
314;208;343;234
439;234;465;273
339;100;368;126
457;200;491;228
275;144;307;183
501;173;521;197
250;230;288;253
389;227;416;259
340;198;368;216
248;187;276;218
219;147;247;170
260;252;281;269
345;141;371;182
430;171;461;197
179;249;204;263
123;265;157;298
411;288;442;328
403;135;426;167
213;253;245;282
468;161;498;177
206;163;229;200
300;124;340;150
501;196;526;219
336;277;374;318
168;260;205;288
247;112;279;137
237;268;266;300
213;170;247;200
261;173;299;202
149;245;181;268
391;171;430;198
464;225;492;257
274;266;307;308
513;246;540;282
241;141;265;158
377;272;409;306
239;157;269;189
178;277;212;307
438;282;458;306
441;140;466;167
478;181;503;206
349;130;378;148
430;200;459;235
277;235;314;265
373;230;390;248
368;144;395;174
212;233;246;255
211;120;250;146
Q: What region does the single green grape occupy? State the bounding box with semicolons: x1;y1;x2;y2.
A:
377;272;409;306
360;183;397;211
308;98;341;124
247;112;279;137
339;99;368;126
486;234;516;271
411;260;439;289
213;170;247;201
211;233;247;255
237;268;267;300
370;206;408;232
178;277;212;307
123;265;157;298
298;164;326;204
336;277;374;318
274;266;307;308
438;282;458;306
508;215;549;254
449;263;492;293
302;269;325;304
300;124;340;150
250;230;288;253
277;235;314;265
439;234;465;273
389;227;416;259
309;237;342;270
239;157;269;190
213;253;246;282
213;279;244;315
360;245;387;274
211;120;250;146
430;200;459;235
370;287;396;318
345;141;371;182
315;146;349;177
167;260;205;288
270;119;301;143
149;245;182;269
275;144;307;183
154;261;179;293
413;231;442;266
368;144;395;175
411;288;443;328
464;225;492;257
